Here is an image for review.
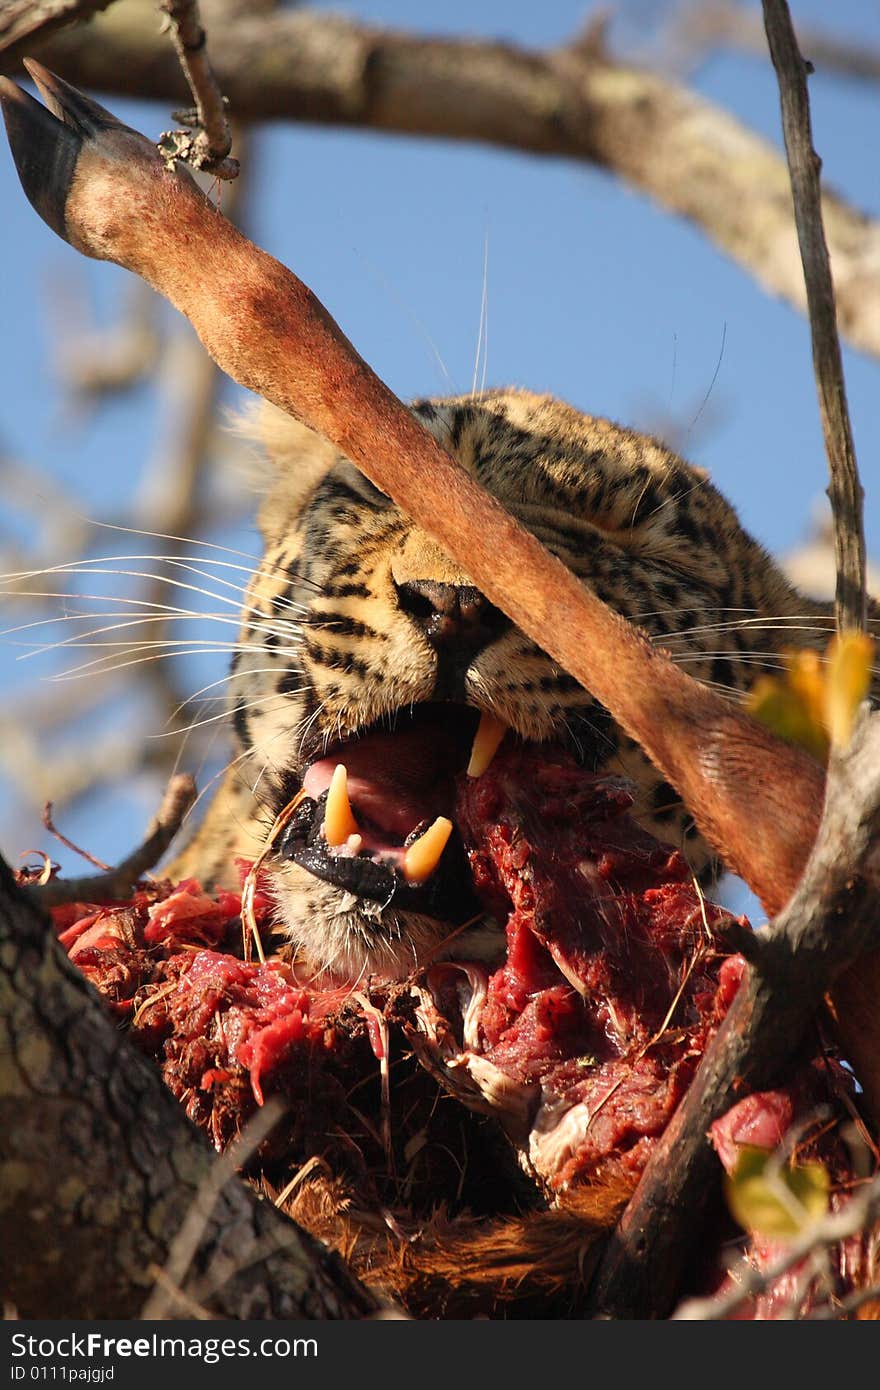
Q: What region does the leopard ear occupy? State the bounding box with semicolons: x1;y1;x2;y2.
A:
230;399;340;520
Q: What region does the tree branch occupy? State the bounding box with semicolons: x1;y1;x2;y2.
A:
762;0;866;634
0;0;118;69
0;852;379;1318
25;771;197;907
671;1;880;87
590;709;880;1319
157;0;238;179
5;0;880;359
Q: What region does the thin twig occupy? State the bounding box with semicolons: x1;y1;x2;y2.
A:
159;0;238;179
762;0;866;634
42;800;110;871
25;772;197;907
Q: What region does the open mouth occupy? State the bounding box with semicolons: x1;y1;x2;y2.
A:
277;703;508;921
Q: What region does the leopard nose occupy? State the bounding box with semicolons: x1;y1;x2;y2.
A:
395;579;509;654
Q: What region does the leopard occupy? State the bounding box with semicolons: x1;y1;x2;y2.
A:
170;386;842;983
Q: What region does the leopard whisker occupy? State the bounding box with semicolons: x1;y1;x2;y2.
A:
80;515;326;593
656;617;845;642
37;642;294;681
167;667;306;719
156;690;306;739
1;569;305;635
6;611;274;654
471;226;490;401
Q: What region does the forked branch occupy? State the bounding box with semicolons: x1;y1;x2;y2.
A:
26;772;197;908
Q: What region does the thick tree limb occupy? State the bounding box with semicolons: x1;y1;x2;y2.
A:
763;0;866;634
0;0;118;68
0;854;379;1318
6;0;880;359
590;709;880;1319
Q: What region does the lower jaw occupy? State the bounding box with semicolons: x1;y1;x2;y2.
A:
286;828;481;925
269;862;503;982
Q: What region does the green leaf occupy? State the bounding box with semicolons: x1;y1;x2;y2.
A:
724;1144;830;1239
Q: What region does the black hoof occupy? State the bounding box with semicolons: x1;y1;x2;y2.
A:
0;60;127;243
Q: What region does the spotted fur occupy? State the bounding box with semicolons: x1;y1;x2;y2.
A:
170;388;837;978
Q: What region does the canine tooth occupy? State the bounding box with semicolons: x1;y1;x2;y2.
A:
403;816;453;884
323;764;360;846
467;711;507;777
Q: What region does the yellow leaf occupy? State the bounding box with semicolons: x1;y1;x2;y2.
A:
824;631;875;749
746;634;875;759
747;658;829;762
724;1144;830;1240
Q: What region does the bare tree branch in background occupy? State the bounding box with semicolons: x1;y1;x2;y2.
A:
0;0;117;67
48;277;159;402
662;0;880;86
3;0;880;359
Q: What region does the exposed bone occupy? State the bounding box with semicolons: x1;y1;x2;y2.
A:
403;816;453;884
467;711;508;778
323;763;360;847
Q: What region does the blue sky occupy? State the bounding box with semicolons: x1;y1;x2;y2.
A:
0;0;877;916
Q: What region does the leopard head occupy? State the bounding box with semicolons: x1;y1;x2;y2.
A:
211;388;830;982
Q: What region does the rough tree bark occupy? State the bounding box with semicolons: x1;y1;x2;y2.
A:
0;852;379;1319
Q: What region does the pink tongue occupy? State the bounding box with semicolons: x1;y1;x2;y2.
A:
302;725;458;838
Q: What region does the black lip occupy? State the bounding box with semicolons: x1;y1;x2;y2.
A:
287;833;480;921
276;764;481;923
